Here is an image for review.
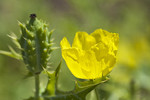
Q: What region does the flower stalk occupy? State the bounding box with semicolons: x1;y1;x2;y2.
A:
35;74;40;100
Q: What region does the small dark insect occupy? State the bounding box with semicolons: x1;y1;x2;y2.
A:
30;14;36;18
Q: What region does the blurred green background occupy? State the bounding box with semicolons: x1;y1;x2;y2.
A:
0;0;150;100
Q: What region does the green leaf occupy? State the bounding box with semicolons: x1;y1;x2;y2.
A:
55;59;62;86
43;85;95;100
8;33;21;49
43;76;109;100
42;60;62;96
0;47;22;60
42;69;56;96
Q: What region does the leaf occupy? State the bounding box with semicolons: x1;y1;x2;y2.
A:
55;59;62;86
8;33;21;49
42;60;62;96
0;48;22;60
43;84;95;100
43;77;109;100
42;69;56;96
8;46;22;58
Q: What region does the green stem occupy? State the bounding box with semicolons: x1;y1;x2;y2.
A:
35;74;40;100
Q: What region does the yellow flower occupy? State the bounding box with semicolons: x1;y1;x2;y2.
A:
60;29;119;79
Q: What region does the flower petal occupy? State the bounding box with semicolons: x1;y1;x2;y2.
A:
102;54;116;76
72;32;96;50
91;29;119;56
61;48;87;79
60;37;71;49
91;42;109;61
79;50;103;79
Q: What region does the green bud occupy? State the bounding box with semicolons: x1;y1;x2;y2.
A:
19;14;53;74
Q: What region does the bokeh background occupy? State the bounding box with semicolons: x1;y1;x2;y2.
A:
0;0;150;100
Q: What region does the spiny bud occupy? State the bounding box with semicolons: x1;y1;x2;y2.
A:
19;14;53;74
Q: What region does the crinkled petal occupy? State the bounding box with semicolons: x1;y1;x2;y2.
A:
61;48;87;79
102;54;116;76
79;50;103;79
72;32;96;50
91;29;119;56
91;42;109;61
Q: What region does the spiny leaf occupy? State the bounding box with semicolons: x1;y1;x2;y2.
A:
0;47;22;60
8;46;21;57
51;47;60;51
42;69;56;96
43;76;109;100
42;60;62;96
8;33;21;49
43;85;95;100
48;29;54;43
55;59;62;83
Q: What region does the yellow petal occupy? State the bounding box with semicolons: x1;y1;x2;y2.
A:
104;54;116;68
60;37;71;49
90;29;103;43
72;32;96;50
61;48;87;79
91;42;109;61
103;54;116;76
91;29;119;56
79;50;103;79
